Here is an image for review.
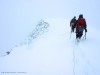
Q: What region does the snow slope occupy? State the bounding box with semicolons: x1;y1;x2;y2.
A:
0;18;100;75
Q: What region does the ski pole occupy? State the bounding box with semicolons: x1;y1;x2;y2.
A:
69;31;72;39
85;31;86;39
69;25;73;39
83;30;86;39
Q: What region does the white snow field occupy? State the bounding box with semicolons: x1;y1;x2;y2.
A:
0;18;100;75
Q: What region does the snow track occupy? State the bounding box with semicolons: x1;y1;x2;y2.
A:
72;39;95;75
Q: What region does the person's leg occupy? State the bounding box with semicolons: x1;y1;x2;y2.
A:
72;26;74;32
79;32;83;39
76;33;79;39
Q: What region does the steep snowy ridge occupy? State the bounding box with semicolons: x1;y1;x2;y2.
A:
0;20;49;57
0;18;100;75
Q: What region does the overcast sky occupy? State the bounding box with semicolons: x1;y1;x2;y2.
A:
0;0;100;27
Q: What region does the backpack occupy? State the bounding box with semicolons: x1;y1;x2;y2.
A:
77;18;85;28
70;18;76;27
71;18;76;24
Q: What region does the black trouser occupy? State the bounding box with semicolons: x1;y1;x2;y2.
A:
76;32;83;39
71;26;75;32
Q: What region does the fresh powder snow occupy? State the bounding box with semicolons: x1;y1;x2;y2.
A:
0;18;100;75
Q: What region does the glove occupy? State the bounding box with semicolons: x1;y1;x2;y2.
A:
85;29;87;32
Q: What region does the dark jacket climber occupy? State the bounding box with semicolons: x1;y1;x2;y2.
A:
70;16;77;32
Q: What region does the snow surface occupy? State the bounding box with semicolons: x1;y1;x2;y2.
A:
0;18;100;75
